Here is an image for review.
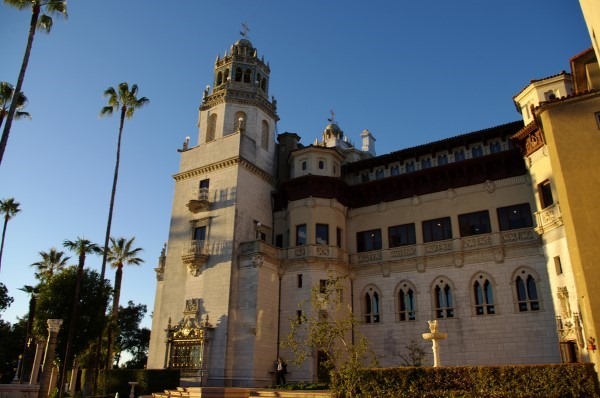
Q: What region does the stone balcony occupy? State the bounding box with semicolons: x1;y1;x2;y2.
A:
238;228;538;269
182;240;231;276
187;187;210;213
534;202;563;235
349;228;538;266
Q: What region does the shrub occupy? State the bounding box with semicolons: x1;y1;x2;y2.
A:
330;363;600;398
98;369;180;398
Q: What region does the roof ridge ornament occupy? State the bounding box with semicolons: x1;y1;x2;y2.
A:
240;22;250;39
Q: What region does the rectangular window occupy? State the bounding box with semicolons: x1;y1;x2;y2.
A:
391;165;400;176
199;179;210;200
297;310;303;324
458;210;491;237
375;169;384;179
336;227;342;248
193;226;206;241
275;234;283;248
356;229;382;252
296;224;307;246
437;154;448;165
421;158;432;169
497;203;533;231
422;217;452;243
316;224;329;245
297;274;303;288
405;161;415;172
454;150;465;161
319;279;327;294
554;256;563;275
538;180;554;209
388;223;416;247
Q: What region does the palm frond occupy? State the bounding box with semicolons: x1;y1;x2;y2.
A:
100;106;115;118
37;14;54;33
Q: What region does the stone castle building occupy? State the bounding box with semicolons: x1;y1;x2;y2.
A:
147;32;600;386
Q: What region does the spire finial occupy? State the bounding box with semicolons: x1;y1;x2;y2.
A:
240;22;250;39
328;109;336;124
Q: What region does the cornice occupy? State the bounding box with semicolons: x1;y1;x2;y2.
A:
173;156;276;186
239;157;277;185
200;89;279;121
173;157;240;182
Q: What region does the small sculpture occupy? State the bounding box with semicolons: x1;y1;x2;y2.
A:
428;320;438;333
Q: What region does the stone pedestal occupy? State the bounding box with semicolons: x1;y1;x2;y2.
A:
422;320;448;367
38;319;63;398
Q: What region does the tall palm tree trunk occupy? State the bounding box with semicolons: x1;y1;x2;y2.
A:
0;5;39;166
59;252;85;398
98;107;125;376
105;265;123;370
100;107;125;280
0;216;9;272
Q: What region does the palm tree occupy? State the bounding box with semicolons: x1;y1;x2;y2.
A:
60;237;101;398
0;0;67;167
0;198;21;272
0;82;31;129
18;284;39;382
105;236;143;368
30;247;70;281
98;83;148;281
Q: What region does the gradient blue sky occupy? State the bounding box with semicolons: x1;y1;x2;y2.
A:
0;1;591;328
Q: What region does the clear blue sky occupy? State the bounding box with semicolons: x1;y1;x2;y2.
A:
0;1;591;328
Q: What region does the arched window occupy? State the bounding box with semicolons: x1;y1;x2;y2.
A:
234;68;242;82
437;154;448;165
472;145;483;158
390;165;400;176
217;71;223;86
243;68;252;83
261;120;269;150
261;77;267;91
301;161;307;171
206;114;217;142
515;269;540;312
397;281;416;321
318;160;325;170
472;273;495;315
233;111;246;133
364;288;380;324
224;69;230;82
433;278;454;318
454;149;465;161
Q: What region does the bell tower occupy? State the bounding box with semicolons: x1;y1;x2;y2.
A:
198;38;278;158
147;36;280;386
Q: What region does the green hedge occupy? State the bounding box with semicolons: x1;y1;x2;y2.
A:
98;369;180;398
330;363;600;398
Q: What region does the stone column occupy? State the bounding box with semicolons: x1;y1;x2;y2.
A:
29;339;45;384
38;319;63;398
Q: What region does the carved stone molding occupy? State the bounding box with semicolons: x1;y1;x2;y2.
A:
182;253;209;277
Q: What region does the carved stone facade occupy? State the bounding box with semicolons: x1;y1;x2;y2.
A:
148;37;588;387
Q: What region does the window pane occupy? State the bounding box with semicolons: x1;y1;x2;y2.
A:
459;210;491;237
357;229;382;252
497;203;533;231
194;226;206;241
296;224;307;246
316;224;329;245
389;223;416;247
423;217;452;242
